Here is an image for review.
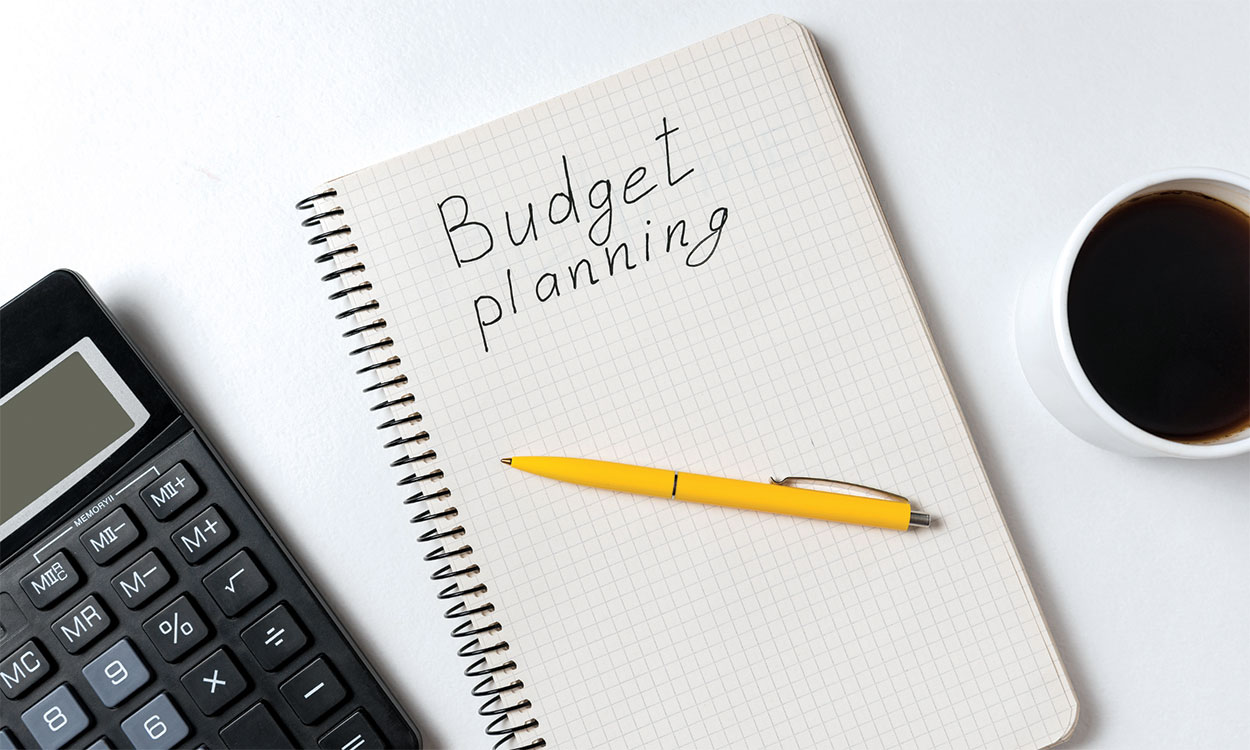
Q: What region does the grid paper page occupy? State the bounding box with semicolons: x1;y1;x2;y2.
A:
313;16;1076;748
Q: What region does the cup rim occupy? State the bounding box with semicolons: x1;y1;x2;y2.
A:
1051;167;1250;458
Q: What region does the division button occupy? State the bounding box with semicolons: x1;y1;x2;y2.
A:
120;693;190;750
110;550;173;609
20;684;90;749
240;604;308;671
81;638;151;707
140;462;201;520
181;648;249;716
0;638;52;699
203;550;270;617
20;551;81;610
143;596;210;662
280;656;348;725
171;506;233;564
318;709;385;750
79;506;142;565
51;595;113;654
220;702;294;750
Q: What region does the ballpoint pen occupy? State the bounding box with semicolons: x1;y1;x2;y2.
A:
501;456;931;531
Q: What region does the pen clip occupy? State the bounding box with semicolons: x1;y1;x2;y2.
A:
769;475;911;504
771;475;931;527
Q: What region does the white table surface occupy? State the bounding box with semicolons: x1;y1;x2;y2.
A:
3;2;1247;747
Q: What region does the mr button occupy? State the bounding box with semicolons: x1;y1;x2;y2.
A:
141;462;201;520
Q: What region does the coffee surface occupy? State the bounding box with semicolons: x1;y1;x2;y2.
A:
1068;190;1250;442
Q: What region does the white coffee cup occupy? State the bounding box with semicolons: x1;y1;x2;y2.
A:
1015;167;1250;458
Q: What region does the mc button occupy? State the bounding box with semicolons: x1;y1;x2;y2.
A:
0;639;52;699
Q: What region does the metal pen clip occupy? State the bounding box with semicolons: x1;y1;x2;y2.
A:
770;475;932;528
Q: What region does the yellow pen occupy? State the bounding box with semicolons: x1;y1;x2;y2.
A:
501;456;931;531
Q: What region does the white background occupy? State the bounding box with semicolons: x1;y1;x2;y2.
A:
2;2;1246;747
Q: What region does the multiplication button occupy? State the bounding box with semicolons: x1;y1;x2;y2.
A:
241;604;308;671
181;648;248;716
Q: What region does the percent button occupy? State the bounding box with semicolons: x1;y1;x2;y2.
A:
143;595;211;662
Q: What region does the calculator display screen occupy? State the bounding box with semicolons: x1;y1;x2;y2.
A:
1;337;149;529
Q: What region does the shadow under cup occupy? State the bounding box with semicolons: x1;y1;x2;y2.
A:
1066;189;1250;444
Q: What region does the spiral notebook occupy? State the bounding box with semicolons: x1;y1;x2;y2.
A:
295;15;1078;748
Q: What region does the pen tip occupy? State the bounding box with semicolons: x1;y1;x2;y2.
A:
500;457;512;465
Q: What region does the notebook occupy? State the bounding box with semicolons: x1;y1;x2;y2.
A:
295;15;1078;748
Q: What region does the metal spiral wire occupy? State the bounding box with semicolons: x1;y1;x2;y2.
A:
298;190;545;750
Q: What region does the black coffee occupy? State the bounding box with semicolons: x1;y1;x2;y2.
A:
1068;190;1250;443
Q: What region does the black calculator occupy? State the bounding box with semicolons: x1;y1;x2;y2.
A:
0;271;420;749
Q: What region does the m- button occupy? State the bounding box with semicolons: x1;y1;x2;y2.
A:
172;506;233;564
140;462;201;520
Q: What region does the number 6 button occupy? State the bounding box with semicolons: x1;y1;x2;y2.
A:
120;693;190;750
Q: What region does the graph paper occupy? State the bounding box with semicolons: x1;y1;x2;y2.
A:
308;15;1077;748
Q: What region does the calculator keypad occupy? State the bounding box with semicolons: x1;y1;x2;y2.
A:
0;430;419;748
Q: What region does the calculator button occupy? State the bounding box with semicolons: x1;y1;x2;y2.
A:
204;550;270;616
0;728;17;750
220;702;294;750
280;656;348;725
240;604;308;671
171;506;233;564
140;462;201;520
20;684;90;749
318;709;385;750
79;507;142;565
81;638;151;707
84;738;112;750
0;638;52;699
110;551;173;609
51;595;113;653
20;551;81;610
143;596;210;662
120;693;190;750
181;648;249;716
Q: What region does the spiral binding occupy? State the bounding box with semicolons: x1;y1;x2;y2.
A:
297;190;545;750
